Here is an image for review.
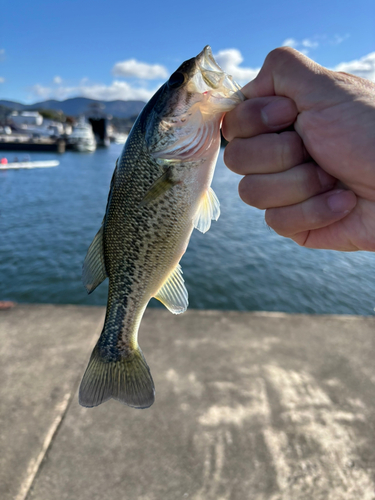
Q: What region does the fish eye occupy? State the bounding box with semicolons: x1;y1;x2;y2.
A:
168;71;185;89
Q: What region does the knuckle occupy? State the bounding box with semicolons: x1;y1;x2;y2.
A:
293;232;311;247
278;132;303;170
264;208;284;234
302;165;318;196
222;100;252;141
266;46;298;66
278;135;291;170
221;116;232;141
253;199;267;210
223;142;235;170
223;139;241;172
299;201;320;228
234;99;253;128
238;176;265;209
238;177;251;204
305;164;324;194
265;206;299;237
313;165;336;192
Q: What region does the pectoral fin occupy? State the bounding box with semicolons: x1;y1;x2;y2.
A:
193;187;220;234
82;225;108;294
155;264;188;314
139;167;177;207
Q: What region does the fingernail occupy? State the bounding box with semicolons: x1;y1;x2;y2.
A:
261;98;296;127
327;190;357;213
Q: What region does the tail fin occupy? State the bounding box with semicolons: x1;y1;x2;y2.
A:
79;345;155;409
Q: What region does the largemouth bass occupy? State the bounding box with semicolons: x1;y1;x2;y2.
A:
79;46;244;409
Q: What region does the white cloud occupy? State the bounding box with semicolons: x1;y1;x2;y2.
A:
301;38;319;49
331;34;350;45
282;34;349;55
333;52;375;82
282;37;319;55
0;77;4;83
29;49;261;102
214;49;260;85
30;84;52;99
30;80;159;102
30;56;169;102
282;38;298;49
112;59;168;79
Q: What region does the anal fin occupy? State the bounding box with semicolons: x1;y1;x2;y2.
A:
155;264;188;314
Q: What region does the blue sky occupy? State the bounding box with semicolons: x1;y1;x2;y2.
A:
0;0;374;103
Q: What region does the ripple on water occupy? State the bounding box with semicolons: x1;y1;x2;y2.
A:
0;147;374;315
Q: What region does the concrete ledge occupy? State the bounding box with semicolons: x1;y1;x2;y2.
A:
1;306;375;499
0;305;105;500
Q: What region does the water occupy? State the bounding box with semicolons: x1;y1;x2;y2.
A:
1;145;374;315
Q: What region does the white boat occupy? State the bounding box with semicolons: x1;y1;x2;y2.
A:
0;160;59;170
113;133;129;144
69;118;96;152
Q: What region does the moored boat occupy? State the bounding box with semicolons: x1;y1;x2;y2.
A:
68;118;96;152
0;160;59;170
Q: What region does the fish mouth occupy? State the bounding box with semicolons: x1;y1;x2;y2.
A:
146;46;245;159
194;45;244;99
196;45;227;90
197;45;224;76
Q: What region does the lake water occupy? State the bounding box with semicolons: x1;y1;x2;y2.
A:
1;144;374;315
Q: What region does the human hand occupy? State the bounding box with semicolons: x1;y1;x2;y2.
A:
222;47;375;251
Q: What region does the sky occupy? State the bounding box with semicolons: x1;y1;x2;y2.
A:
0;0;374;104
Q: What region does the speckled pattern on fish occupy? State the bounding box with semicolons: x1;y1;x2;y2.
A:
79;46;244;409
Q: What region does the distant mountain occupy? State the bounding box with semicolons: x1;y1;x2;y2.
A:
0;97;146;118
0;104;12;121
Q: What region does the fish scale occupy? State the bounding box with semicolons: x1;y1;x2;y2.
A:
79;46;244;409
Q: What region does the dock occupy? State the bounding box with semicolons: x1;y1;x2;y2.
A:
0;136;66;153
1;305;375;500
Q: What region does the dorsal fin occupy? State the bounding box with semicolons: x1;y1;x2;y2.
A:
193;187;220;234
82;225;108;294
154;264;188;314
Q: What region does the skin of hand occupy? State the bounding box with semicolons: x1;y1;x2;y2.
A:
222;47;375;251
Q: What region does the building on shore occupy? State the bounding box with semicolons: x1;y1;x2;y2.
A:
9;111;71;137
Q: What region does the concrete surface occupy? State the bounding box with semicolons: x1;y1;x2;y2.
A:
0;305;105;500
1;305;375;500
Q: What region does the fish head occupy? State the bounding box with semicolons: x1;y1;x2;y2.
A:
142;46;245;161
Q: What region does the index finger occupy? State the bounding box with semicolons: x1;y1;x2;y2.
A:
222;96;298;141
242;47;344;111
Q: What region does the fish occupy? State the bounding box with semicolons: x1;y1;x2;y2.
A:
79;46;244;409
